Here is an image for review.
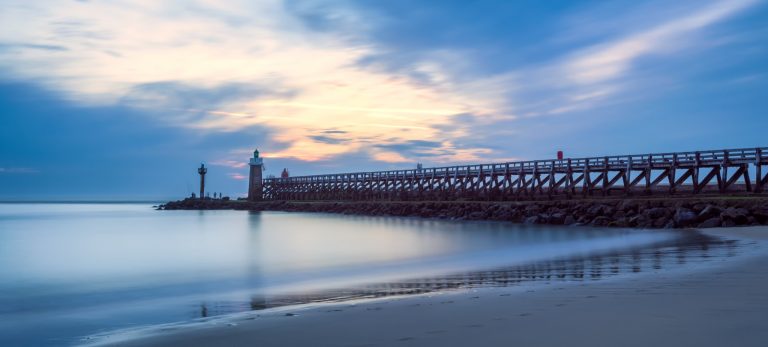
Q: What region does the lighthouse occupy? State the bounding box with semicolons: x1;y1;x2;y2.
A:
248;149;264;201
197;163;207;199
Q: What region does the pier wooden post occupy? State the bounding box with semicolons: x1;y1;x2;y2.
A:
693;152;701;193
602;157;609;196
669;154;678;195
757;148;764;193
582;161;590;197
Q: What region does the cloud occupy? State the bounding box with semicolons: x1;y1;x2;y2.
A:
119;80;298;129
309;135;347;145
0;0;763;170
0;0;502;164
228;173;247;180
376;140;442;154
443;0;760;120
210;160;248;169
320;129;348;134
121;81;297;111
0;43;68;52
563;0;758;85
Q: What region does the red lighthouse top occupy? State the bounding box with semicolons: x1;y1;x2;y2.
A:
281;168;289;178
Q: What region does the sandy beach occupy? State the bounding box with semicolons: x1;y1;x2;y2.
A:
85;226;768;347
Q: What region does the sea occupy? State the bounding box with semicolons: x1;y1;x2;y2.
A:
0;203;741;346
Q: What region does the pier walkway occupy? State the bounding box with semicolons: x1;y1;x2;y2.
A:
260;147;768;201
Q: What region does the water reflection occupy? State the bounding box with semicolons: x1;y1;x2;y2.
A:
197;233;739;317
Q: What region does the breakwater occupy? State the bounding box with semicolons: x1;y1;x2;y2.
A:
159;197;768;229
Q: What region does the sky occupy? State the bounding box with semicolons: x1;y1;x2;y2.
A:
1;0;767;200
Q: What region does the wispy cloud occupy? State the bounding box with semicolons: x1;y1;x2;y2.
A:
210;160;247;169
563;0;758;85
457;0;761;119
228;173;247;180
0;43;68;52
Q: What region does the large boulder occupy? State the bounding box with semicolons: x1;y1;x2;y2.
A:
653;216;670;228
617;200;639;212
547;212;566;225
586;204;607;216
673;208;698;227
721;207;749;225
751;207;768;224
697;205;721;221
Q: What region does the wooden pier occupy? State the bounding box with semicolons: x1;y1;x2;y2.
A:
260;147;768;201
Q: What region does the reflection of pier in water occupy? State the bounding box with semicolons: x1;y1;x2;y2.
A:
200;233;739;317
253;233;738;310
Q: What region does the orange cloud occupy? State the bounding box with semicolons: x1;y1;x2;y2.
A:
228;173;247;180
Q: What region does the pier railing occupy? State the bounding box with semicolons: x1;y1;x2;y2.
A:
262;147;768;201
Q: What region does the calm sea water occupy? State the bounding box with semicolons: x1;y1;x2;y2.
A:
0;203;738;346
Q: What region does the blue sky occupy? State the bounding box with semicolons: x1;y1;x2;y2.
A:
1;0;766;200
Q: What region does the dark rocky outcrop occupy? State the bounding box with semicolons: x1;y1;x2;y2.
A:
159;197;768;229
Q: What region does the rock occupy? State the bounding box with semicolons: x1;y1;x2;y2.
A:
697;205;721;221
608;218;628;228
563;215;576;225
591;216;611;227
691;203;706;213
548;213;566;225
524;216;540;224
586;204;606;216
495;211;512;221
653;217;669;228
638;220;654;228
753;208;768;224
628;215;647;227
618;200;639;212
721;207;749;225
524;205;541;214
673;208;698;227
697;217;722;228
644;207;669;219
467;211;485;220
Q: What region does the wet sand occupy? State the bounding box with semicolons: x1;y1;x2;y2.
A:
90;227;768;347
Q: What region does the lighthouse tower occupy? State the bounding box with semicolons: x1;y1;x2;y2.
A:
197;163;207;199
248;149;264;201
